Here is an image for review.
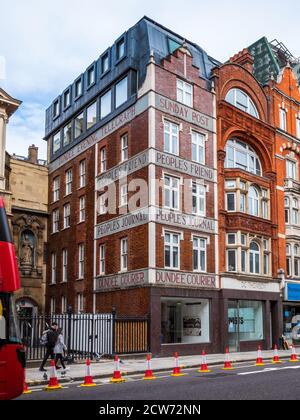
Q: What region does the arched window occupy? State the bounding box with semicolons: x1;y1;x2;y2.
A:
294;244;299;256
225;88;259;119
225;139;262;176
250;241;260;274
292;198;299;225
248;186;260;217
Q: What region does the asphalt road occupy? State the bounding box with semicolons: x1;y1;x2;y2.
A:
16;361;300;401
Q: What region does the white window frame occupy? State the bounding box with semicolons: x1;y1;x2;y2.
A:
100;147;107;173
61;296;67;314
63;203;71;229
121;134;128;162
52;209;59;233
50;298;56;315
53;177;60;202
227;249;237;272
191;131;205;164
164;231;180;270
226;192;236;212
286;159;297;180
250;241;260;274
99;194;107;215
79;196;85;223
296;118;300;140
176;79;193;107
225;139;262;177
62;249;68;283
51;253;56;284
99;244;105;275
225;88;259;118
164;174;180;210
120;183;128;207
192;182;206;216
193;236;207;273
120;238;128;272
65;169;72;195
79;160;86;188
248;186;260;217
77;293;84;314
280;108;287;131
164;120;179;156
78;244;85;279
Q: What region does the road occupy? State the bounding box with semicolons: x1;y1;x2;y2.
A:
17;360;300;400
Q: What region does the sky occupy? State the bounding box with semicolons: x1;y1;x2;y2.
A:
0;0;299;160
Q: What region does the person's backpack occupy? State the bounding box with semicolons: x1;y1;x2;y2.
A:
39;330;49;346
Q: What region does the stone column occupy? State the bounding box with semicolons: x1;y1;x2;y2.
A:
0;109;8;191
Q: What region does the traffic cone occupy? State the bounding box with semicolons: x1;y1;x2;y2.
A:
272;344;282;364
222;347;234;370
45;360;62;390
143;355;156;380
255;345;265;367
23;382;32;395
289;345;299;363
198;350;211;373
110;355;125;383
171;352;185;377
80;359;97;387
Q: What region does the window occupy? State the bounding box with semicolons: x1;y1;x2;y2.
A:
241;250;247;273
165;232;180;269
53;100;60;118
121;134;128;162
100;147;106;173
63;203;71;229
101;52;109;74
280;108;287;131
177;79;193;107
292;198;299;225
193;237;206;272
115;77;128;108
228;300;264;342
78;244;85;279
62;249;68;282
99;244;105;275
75;78;83;98
52;209;59;233
87;102;97;129
87;66;95;87
53;132;61;154
77;294;84;314
120;238;128;272
164;175;180;210
286;159;297;180
100;90;111;119
225;88;259;118
297;118;300;139
65;169;72;195
79;160;86;188
63;123;72;146
168;38;181;54
51;253;56;284
61;296;67;314
99;194;107;215
226;180;236;189
285;197;290;224
226;192;236;212
164;121;179;155
79;196;85;223
192;131;205;164
192;182;206;216
161;297;210;344
227;249;237;272
120;184;128;207
116;38;125;61
75;112;84;138
225;139;262;176
63;90;71;109
241;233;247;246
248;186;259;217
240;193;246;212
50;298;56;315
250;241;260;274
53;177;60;202
227;233;236;245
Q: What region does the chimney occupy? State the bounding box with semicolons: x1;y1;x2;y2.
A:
28;145;38;164
229;48;254;73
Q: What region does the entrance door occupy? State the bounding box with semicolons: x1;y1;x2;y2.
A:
228;300;240;352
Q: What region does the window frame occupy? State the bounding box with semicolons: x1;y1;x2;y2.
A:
193;236;207;273
176;79;193;107
164;174;180;211
164;231;180;270
120;237;128;272
225;88;259;119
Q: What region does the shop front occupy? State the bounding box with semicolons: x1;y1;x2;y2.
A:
283;282;300;347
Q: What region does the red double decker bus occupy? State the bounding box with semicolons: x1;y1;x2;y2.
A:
0;197;25;400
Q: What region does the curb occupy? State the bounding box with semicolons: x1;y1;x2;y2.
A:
26;355;293;387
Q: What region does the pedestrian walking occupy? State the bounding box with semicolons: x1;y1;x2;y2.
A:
39;322;59;372
54;328;68;370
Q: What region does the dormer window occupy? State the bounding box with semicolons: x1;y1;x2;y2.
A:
87;65;96;87
115;77;128;108
63;89;71;109
75;77;83;99
101;52;110;75
225;88;259;119
53;99;60;119
116;38;125;61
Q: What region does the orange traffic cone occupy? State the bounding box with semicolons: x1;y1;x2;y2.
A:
45;360;62;390
143;355;156;380
198;350;211;373
289;345;299;363
110;355;125;383
272;344;282;364
80;359;97;387
171;352;185;377
23;382;32;395
222;347;234;370
255;345;265;367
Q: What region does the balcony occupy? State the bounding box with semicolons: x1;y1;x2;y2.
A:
284;178;300;192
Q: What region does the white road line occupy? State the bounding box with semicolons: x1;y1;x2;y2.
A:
239;365;300;375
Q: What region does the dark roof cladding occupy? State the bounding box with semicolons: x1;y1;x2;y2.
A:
45;16;220;138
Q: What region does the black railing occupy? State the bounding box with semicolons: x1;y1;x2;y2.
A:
19;311;150;361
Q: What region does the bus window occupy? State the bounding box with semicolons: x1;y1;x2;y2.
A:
0;294;21;344
0;296;6;340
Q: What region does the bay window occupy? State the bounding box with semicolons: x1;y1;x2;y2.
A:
225;139;262;176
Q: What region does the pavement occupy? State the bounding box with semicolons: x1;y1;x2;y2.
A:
19;357;300;401
24;349;295;386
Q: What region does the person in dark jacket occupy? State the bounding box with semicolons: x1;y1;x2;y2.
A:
39;322;59;372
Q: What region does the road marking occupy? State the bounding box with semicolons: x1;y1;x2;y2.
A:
238;365;300;375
